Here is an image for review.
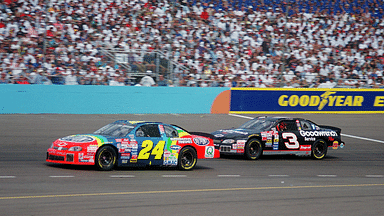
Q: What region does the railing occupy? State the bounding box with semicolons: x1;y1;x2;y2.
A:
99;48;191;80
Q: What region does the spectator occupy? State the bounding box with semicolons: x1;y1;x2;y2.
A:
139;71;156;87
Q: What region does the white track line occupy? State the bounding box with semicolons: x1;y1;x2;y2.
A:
342;134;384;144
229;114;384;144
317;175;337;177
49;176;74;178
110;175;135;178
162;175;187;178
269;175;289;177
366;175;383;178
217;175;241;177
0;176;15;179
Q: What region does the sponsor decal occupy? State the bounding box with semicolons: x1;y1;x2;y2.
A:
130;155;137;163
194;137;210;146
60;135;95;143
304;137;316;141
332;141;339;149
170;145;182;151
122;160;128;164
300;145;311;151
57;142;67;147
129;134;135;139
278;91;364;110
171;138;193;144
273;144;279;150
237;149;244;153
159;125;165;134
163;156;178;165
115;138;130;142
232;144;237;149
300;130;337;137
119;148;126;153
237;140;246;149
87;145;98;153
296;120;301;130
205;146;214;158
214;134;224;138
121;153;131;160
164;150;171;157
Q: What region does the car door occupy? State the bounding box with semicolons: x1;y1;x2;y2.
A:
297;119;318;150
134;124;166;166
278;120;301;151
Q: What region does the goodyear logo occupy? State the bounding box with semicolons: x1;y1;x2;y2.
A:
278;91;364;110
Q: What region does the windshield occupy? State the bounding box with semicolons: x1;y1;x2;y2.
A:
94;123;135;137
239;118;274;131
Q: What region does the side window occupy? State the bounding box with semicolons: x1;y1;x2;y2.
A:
135;124;161;137
277;120;297;131
300;120;312;131
164;125;178;138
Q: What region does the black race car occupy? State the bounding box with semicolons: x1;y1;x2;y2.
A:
211;116;345;160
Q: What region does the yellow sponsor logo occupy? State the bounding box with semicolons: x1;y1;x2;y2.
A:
278;91;364;110
374;96;384;107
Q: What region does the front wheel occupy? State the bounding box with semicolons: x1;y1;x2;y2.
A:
96;146;117;171
178;147;197;170
311;140;328;160
245;138;263;160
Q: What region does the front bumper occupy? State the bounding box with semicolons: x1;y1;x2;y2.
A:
46;149;95;165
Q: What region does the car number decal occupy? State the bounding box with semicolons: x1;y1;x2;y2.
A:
282;133;300;149
137;140;166;160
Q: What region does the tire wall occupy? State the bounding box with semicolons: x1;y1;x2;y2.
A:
0;85;229;114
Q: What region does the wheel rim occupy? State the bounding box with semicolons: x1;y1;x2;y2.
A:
181;151;194;167
249;142;259;156
314;143;324;157
100;150;113;166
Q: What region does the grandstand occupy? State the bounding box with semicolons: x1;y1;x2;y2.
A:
0;0;383;88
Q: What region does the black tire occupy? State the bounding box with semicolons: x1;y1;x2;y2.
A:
245;138;263;160
178;147;197;170
96;146;117;171
311;140;328;160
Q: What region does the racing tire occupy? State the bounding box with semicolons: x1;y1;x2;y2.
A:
96;146;117;171
178;147;197;171
245;138;263;160
311;140;328;160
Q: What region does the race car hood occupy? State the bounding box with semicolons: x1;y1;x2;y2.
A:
211;128;256;139
52;134;109;148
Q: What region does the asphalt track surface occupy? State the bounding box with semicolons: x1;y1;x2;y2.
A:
1;114;384;216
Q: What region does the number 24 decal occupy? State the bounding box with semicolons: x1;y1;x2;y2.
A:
282;133;299;149
137;140;165;160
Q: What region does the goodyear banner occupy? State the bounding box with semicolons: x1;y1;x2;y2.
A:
230;88;384;114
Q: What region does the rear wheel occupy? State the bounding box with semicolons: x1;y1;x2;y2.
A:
245;138;262;160
311;140;328;160
96;146;117;171
178;147;197;170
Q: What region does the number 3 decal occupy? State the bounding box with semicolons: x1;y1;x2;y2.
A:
282;133;299;149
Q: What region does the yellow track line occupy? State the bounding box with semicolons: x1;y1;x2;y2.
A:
1;183;383;200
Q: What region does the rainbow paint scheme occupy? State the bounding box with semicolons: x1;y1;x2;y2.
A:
46;121;219;170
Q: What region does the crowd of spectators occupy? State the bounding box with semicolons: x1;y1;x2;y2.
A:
1;0;384;88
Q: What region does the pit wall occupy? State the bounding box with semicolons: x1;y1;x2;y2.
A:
2;86;384;114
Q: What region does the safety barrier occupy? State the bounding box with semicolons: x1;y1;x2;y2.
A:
210;88;384;114
0;85;228;114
